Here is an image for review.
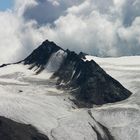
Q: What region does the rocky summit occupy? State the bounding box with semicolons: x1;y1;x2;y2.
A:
23;40;132;107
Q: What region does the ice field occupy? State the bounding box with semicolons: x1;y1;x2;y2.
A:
0;56;139;140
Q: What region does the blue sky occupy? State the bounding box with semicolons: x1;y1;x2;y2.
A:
0;0;13;11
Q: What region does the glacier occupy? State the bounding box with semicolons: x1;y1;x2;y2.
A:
0;40;139;140
0;56;139;140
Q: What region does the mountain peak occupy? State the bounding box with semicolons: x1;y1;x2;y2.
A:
1;39;131;106
42;39;61;49
24;40;62;67
20;39;132;106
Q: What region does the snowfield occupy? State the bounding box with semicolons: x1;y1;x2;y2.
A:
0;56;139;140
86;56;140;140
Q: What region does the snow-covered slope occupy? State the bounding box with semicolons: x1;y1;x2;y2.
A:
86;55;140;104
0;56;139;140
86;55;140;140
0;40;139;140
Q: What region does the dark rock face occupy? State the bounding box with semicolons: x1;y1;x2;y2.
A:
24;40;62;73
0;116;49;140
23;40;132;106
24;40;62;66
52;50;132;106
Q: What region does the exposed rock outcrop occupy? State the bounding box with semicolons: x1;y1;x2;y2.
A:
0;116;49;140
23;40;132;106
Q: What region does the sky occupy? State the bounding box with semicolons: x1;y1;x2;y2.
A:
0;0;13;11
0;0;140;64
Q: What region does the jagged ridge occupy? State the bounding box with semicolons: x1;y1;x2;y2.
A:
22;40;132;106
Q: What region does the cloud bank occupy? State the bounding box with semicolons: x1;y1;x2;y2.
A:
0;0;140;63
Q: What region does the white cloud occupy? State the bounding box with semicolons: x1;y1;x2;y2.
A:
0;0;140;64
0;9;43;64
14;0;37;16
40;0;140;56
0;11;22;63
